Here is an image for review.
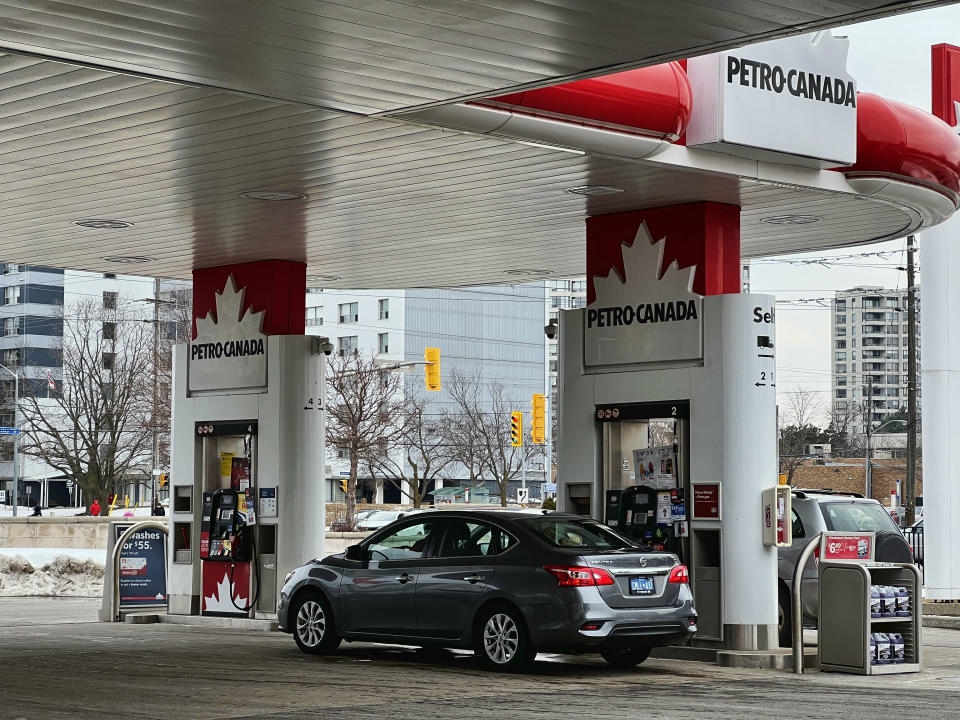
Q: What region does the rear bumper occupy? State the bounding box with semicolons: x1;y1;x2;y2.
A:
528;584;698;653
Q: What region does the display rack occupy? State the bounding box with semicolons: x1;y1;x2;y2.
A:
818;561;922;675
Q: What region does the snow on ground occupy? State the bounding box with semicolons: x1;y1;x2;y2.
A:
0;548;104;597
0;505;91;517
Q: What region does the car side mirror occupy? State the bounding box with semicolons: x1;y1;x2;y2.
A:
345;544;367;563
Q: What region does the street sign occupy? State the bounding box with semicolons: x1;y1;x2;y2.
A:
0;490;5;502
66;480;75;490
516;487;529;504
0;427;19;435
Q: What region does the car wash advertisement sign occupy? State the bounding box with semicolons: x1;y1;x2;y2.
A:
585;208;707;369
189;275;268;392
686;31;857;166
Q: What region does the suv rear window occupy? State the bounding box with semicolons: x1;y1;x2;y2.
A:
521;518;636;550
820;502;899;533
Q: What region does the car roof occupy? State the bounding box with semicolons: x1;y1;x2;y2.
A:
792;489;873;502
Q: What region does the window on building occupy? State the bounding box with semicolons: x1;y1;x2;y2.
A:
836;389;847;398
378;299;389;320
835;400;847;411
837;377;847;386
305;306;323;327
836;327;846;337
103;291;118;310
307;288;323;294
3;318;17;337
835;352;846;361
4;286;21;305
2;348;18;366
378;332;389;355
835;315;846;325
835;340;846;349
338;335;358;356
835;364;846;374
851;338;856;348
102;321;116;341
3;264;20;275
102;352;115;371
835;300;846;311
337;445;348;459
338;302;358;324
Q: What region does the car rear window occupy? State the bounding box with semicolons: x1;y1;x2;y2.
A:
521;518;636;550
820;502;899;533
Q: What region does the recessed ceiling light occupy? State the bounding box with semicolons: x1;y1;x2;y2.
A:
760;215;822;225
240;191;308;201
564;185;625;196
73;219;134;229
103;255;153;264
504;269;553;276
307;275;340;283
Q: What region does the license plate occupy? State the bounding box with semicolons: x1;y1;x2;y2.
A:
629;576;655;595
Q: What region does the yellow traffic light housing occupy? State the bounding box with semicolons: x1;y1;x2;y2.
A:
531;394;546;444
510;411;523;447
158;473;168;488
425;347;441;391
340;478;349;496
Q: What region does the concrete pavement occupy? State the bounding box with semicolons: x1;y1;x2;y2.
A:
1;598;959;719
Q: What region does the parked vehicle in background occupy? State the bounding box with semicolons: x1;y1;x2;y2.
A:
329;509;377;532
777;489;913;646
278;509;697;671
903;518;924;565
354;508;436;531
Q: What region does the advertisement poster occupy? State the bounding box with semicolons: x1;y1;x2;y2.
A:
656;492;672;524
219;452;235;479
116;525;167;608
632;446;678;489
692;484;721;520
230;457;250;491
820;532;875;562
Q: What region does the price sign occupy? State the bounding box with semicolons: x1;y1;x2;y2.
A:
819;532;875;562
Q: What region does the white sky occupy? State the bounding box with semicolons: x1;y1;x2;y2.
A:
752;5;960;422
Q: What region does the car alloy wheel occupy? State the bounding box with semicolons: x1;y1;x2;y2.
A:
297;600;326;648
483;613;519;664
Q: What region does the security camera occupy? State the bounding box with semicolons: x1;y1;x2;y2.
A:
544;319;558;340
312;336;335;356
320;340;334;356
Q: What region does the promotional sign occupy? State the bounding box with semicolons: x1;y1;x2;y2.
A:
202;561;250;616
189;275;267;392
692;483;721;520
115;524;167;608
633;445;678;489
686;32;857;166
820;531;876;562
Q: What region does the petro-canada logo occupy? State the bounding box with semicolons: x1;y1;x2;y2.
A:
585;223;703;368
189;275;268;392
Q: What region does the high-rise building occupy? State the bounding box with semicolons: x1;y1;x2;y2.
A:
545;278;587;394
831;286;920;435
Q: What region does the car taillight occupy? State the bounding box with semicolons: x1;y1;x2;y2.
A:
667;564;689;584
543;565;615;587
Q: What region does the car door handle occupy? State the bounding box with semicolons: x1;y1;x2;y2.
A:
463;574;484;584
395;573;414;584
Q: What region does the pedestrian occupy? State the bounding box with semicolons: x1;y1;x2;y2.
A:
31;503;42;517
89;499;101;517
152;500;164;517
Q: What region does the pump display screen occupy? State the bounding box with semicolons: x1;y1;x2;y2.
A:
219;509;233;522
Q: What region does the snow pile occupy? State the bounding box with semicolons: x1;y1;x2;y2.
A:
0;553;104;597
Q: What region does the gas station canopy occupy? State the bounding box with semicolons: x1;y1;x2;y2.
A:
0;0;953;286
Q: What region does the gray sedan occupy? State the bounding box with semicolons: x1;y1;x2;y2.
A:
278;509;697;671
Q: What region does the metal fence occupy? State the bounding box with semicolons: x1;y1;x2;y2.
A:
903;524;924;565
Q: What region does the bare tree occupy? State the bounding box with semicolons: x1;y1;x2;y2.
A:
326;351;405;523
778;388;826;485
447;369;538;506
17;298;154;504
364;391;456;508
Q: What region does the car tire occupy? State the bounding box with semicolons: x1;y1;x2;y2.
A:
292;590;341;655
778;586;793;648
600;646;651;668
474;605;535;672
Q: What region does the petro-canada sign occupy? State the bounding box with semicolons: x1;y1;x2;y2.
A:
686;32;857;167
189;275;267;392
585;223;702;368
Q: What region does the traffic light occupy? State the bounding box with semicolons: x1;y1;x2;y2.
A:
424;347;441;391
510;411;523;447
158;473;168;489
339;479;349;497
531;394;546;444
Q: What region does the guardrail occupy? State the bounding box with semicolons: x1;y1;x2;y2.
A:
903;525;924;566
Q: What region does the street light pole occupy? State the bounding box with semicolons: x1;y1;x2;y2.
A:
0;362;19;517
865;376;873;500
905;235;918;526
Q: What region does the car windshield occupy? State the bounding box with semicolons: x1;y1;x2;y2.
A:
821;502;900;532
365;511;400;523
521;518;636;550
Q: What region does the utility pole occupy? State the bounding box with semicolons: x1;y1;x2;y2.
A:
905;235;918;525
152;277;159;504
865;376;873;500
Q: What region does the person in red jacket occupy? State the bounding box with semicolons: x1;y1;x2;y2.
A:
89;499;101;517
